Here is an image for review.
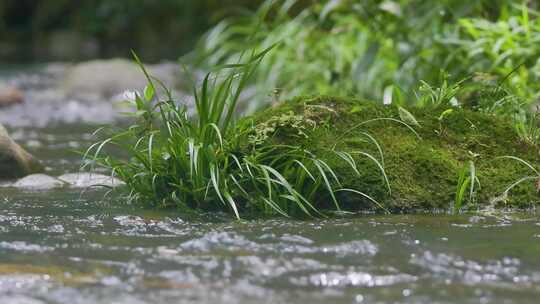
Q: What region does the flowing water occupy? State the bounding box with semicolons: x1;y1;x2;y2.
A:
2;65;540;304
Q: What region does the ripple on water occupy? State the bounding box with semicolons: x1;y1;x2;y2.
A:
0;274;53;295
178;231;378;258
155;218;191;236
278;234;314;244
0;241;54;253
47;224;65;233
292;271;417;288
0;295;46;304
237;256;329;278
73;215;104;228
179;231;259;253
0;215;32;228
319;240;378;257
409;251;538;287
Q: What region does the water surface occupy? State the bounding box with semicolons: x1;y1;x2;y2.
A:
1;193;540;304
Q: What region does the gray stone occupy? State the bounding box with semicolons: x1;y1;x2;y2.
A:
11;174;65;190
0;124;44;179
63;59;147;99
63;59;181;100
57;172;125;188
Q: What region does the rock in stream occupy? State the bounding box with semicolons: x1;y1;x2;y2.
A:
0;123;43;179
5;172;124;190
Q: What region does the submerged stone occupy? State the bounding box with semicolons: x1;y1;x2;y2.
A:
11;174;65;190
2;172;124;190
57;172;125;188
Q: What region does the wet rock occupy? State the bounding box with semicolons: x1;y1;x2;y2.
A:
0;84;24;107
0;124;44;179
11;174;65;190
63;59;181;100
58;172;125;188
0;63;191;128
64;59;147;99
2;172;125;190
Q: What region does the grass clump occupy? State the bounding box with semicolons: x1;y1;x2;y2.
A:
85;50;390;218
496;156;540;201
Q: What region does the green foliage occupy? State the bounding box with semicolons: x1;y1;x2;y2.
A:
0;0;263;60
442;3;540;101
193;0;530;106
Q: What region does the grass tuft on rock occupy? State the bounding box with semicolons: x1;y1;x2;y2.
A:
85;52;391;219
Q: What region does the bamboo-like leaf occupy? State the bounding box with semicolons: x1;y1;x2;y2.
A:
353;151;392;193
261;197;289;217
503;176;538;195
292;160;316;181
498;156;539;175
131;50;158;101
334;151;360;176
312;160;341;211
224;192;240;219
148;133;155;172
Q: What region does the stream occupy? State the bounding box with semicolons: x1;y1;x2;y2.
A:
1;64;540;304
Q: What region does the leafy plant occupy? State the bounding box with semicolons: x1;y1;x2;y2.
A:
442;3;540;101
193;0;525;109
415;74;465;107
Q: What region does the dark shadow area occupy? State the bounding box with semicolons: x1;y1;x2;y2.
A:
0;0;262;63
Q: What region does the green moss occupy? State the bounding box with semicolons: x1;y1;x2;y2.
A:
243;96;540;211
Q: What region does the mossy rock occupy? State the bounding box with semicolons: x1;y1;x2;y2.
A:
244;96;540;211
